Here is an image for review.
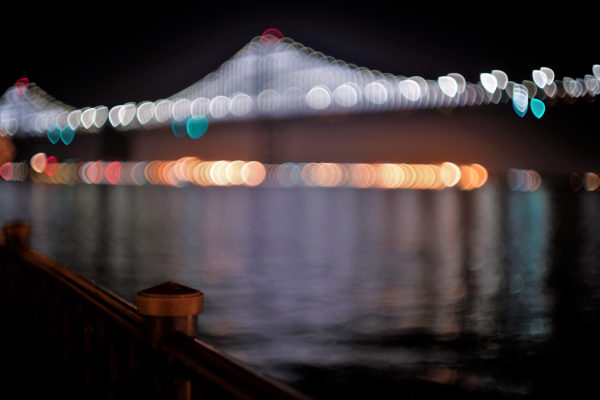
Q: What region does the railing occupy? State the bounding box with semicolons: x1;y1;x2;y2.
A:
0;221;308;399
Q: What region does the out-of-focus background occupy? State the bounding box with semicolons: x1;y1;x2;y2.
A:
2;1;600;398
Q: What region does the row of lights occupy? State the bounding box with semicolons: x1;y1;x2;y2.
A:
18;159;600;195
1;155;488;190
268;162;487;190
44;66;600;131
507;169;542;192
16;70;582;143
20;157;267;187
1;35;600;138
570;172;600;192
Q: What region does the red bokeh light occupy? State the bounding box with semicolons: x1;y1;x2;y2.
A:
0;162;13;180
260;28;283;44
44;156;58;176
15;77;29;95
105;161;121;185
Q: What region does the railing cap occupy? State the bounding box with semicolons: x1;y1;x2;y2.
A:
137;281;204;317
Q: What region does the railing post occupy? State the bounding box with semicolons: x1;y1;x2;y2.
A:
3;221;31;249
137;281;204;400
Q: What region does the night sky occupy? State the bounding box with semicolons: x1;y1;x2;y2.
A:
1;1;596;109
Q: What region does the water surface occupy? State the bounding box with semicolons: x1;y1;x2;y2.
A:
1;181;599;398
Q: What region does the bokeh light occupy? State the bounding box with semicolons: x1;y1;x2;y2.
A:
3;35;599;137
480;73;498;94
14;77;29;95
507;169;542;192
512;84;529;117
44;156;58;177
261;28;284;44
105;161;122;185
584;172;600;191
47;124;61;144
8;158;490;191
458;164;488;190
0;162;12;180
530;99;545;119
60;126;75;145
570;172;583;192
187;115;209;138
171;119;187;138
87;161;103;184
242;161;266;186
30;152;47;173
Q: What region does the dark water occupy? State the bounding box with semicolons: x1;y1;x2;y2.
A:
1;181;600;398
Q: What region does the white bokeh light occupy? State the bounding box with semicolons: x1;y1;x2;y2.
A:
136;102;154;125
364;81;388;104
438;76;458;98
333;83;359;107
94;106;108;128
399;79;421;102
258;89;282;112
154;100;173;123
230;93;254;116
118;103;136;127
480;73;498;94
108;105;121;127
305;86;332;110
81;108;95;129
209;96;230;118
67;110;81;130
172;99;191;121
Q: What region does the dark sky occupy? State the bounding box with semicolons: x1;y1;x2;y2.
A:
1;1;596;108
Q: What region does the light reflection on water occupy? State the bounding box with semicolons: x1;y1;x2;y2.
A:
2;181;598;397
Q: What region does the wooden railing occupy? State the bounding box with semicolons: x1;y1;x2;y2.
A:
0;221;308;399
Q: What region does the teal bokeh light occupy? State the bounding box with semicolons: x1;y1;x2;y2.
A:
47;124;61;144
60;126;75;145
171;119;188;138
187;115;209;139
530;99;546;119
512;101;527;117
